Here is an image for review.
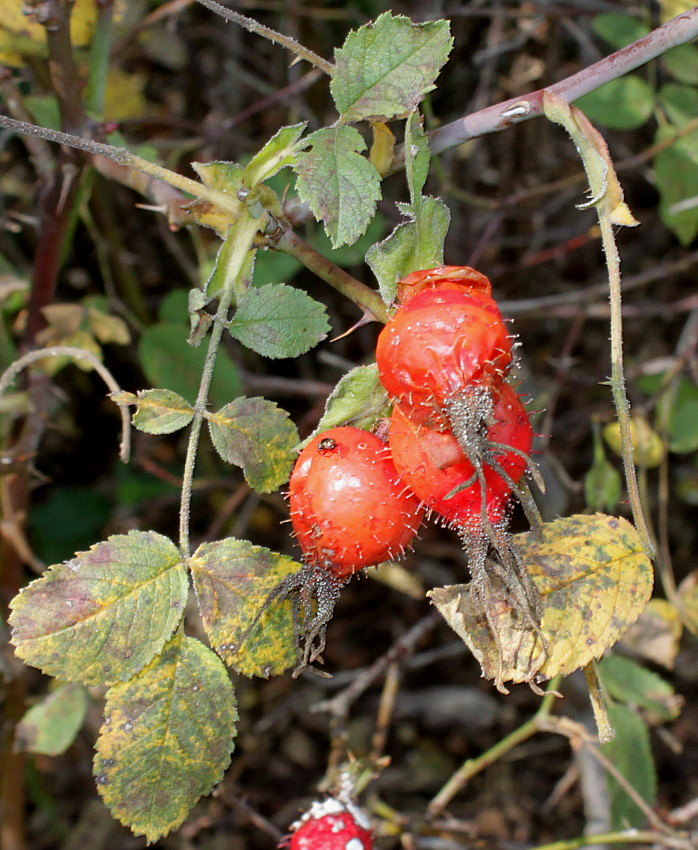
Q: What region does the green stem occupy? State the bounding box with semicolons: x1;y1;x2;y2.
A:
85;0;114;117
0;115;245;218
273;227;389;323
178;214;262;557
599;214;654;556
427;677;560;817
531;830;694;850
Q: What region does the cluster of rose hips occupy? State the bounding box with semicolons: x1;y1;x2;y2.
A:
285;266;535;668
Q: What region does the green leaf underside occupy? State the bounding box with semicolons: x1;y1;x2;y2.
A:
190;538;301;678
17;684;88;756
206;397;299;493
294;126;382;248
367;197;449;304
190;160;244;194
94;633;237;843
428;514;653;687
112;389;194;435
306;364;390;443
243;123;307;188
204;230;256;300
228;283;330;358
405;110;431;203
602;704;657;829
331;12;453;123
10;531;187;686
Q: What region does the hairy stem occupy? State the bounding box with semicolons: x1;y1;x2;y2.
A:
272;227;389;323
194;0;334;76
179;214;262;557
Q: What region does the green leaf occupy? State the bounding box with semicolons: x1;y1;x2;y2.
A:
658;83;698;128
597;654;681;721
662;43;698;84
228;283;329;358
591;13;649;50
190;160;244;194
110;389;194;435
94;633;237;843
366;197;449;303
10;531;188;686
243;123;307;188
190;538;300;678
601;703;657;829
294;126;382;248
28;485;111;565
16;684;88;756
574;76;655;130
305;364;390;444
654;125;698;245
331;12;453;123
203;231;256;301
138;322;243;407
405;110;431;204
206;397;299;492
585;425;622;512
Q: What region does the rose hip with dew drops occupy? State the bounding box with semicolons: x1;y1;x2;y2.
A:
288;427;425;581
284;796;373;850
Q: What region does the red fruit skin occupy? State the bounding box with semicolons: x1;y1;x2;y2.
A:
376;283;513;426
289;427;425;580
286;799;373;850
388;383;533;529
396;265;492;306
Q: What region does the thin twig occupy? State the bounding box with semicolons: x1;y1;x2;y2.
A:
194;0;334;76
0;346;131;463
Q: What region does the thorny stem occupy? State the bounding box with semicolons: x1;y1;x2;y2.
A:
194;0;335;76
0;115;245;220
428;677;560;818
392;7;698;170
178;214;262;557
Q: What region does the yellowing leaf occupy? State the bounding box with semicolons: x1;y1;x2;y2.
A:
369;121;396;176
111;389;195;435
10;531;188;686
543;91;639;227
428;514;653;689
103;69;148;122
189;538;301;678
658;0;696;23
94;633;237;843
0;0;97;65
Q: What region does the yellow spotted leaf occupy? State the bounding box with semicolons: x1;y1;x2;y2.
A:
111;388;194;435
189;538;301;678
94;633;237;843
10;531;188;686
428;514;653;689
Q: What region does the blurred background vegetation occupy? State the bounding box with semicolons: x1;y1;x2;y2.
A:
1;1;698;848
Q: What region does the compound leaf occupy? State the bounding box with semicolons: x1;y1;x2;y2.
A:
331;12;453;123
206;397;299;492
294;126;381;248
110;389;194;435
228;283;329;358
429;514;653;689
189;538;301;678
94;632;237;843
10;531;187;686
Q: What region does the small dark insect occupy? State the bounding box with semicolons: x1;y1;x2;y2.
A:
317;437;337;454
